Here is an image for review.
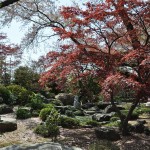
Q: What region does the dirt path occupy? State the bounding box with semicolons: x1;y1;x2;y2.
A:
0;113;150;150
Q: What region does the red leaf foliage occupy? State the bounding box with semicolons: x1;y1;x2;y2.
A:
40;0;149;100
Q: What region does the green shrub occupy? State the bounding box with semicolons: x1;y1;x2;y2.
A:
75;116;92;126
7;85;33;105
59;116;80;128
39;105;57;121
43;103;54;108
65;110;75;117
105;121;121;128
136;107;150;114
0;85;11;104
46;124;60;140
45;111;60;140
35;107;60;141
16;107;31;119
34;123;59;140
110;117;120;122
86;120;100;127
50;99;63;106
30;94;44;110
74;110;85;116
34;124;49;137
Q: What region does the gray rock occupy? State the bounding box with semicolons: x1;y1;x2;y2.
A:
95;127;120;141
0;117;17;132
55;93;74;106
0;142;82;150
0;104;13;114
103;105;125;113
92;113;115;122
73;96;81;109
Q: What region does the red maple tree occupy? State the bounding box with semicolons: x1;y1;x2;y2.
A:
40;0;149;135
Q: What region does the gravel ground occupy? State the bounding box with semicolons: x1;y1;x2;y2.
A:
0;113;150;150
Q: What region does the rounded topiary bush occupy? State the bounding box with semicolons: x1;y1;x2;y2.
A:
39;105;57;121
34;124;60;140
30;94;44;110
59;116;80;128
7;84;33;105
16;107;31;119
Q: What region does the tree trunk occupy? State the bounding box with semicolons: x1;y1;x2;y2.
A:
110;91;140;136
0;0;20;9
121;119;130;136
121;98;140;136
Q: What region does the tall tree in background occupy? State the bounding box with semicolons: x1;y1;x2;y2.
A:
0;33;21;84
13;66;40;92
39;0;149;135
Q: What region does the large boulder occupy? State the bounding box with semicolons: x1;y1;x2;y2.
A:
95;127;121;141
92;112;115;122
0;104;13;114
0;142;82;150
55;93;74;106
0;117;17;132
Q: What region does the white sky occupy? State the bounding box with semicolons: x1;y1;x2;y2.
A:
1;0;148;64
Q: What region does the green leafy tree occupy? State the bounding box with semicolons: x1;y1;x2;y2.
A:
13;66;40;92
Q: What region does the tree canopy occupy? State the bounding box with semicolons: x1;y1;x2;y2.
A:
39;0;149;135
